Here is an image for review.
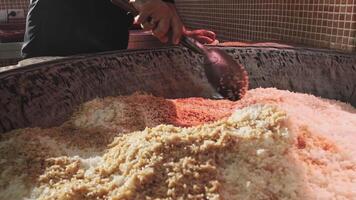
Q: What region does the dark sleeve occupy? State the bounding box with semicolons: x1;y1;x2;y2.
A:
162;0;174;3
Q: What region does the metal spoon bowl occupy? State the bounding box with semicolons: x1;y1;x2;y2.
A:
180;37;249;100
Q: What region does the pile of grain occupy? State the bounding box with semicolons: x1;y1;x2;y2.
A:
0;88;355;200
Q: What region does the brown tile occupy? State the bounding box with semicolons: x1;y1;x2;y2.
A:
166;1;356;51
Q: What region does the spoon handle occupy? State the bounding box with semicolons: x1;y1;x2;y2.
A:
180;35;208;55
111;0;139;16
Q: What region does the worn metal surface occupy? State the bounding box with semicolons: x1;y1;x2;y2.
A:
0;46;355;133
223;47;356;105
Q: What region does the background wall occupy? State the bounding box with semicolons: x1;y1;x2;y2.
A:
0;0;27;23
0;0;355;52
0;0;27;67
175;0;356;52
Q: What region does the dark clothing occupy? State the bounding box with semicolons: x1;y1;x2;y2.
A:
22;0;174;58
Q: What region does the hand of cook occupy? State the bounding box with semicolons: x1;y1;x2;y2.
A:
133;0;217;45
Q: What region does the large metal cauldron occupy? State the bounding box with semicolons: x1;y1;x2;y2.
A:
0;46;355;133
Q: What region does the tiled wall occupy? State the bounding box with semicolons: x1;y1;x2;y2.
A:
176;0;356;52
0;0;27;10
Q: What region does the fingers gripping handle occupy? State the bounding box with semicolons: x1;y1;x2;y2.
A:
111;0;207;55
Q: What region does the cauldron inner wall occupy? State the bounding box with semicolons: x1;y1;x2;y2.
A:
0;48;217;133
222;47;356;105
0;46;355;133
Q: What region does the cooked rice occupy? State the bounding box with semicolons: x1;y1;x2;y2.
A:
0;88;355;200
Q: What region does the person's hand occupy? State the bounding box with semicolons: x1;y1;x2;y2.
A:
134;0;183;44
185;29;217;44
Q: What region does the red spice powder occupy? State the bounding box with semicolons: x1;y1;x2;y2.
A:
89;94;237;130
169;98;236;127
70;95;237;146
